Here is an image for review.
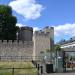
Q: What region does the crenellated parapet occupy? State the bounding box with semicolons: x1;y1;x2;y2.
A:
0;40;33;46
34;30;50;37
34;26;54;37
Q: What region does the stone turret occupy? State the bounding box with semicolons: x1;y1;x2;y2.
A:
18;26;33;41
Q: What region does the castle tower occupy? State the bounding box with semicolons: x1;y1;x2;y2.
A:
33;26;54;60
44;26;54;51
18;26;33;41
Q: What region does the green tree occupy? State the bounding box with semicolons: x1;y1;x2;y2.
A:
0;5;12;15
54;44;62;72
55;44;61;52
0;5;19;40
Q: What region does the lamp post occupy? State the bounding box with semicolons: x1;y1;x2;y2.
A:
43;55;47;74
40;51;47;74
16;32;18;40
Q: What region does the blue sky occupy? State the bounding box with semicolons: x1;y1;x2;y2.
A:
0;0;75;43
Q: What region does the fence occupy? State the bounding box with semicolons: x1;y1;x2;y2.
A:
0;67;38;75
0;56;45;61
0;56;32;61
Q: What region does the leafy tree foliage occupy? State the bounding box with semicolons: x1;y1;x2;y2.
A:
0;5;19;40
0;5;12;15
55;44;61;51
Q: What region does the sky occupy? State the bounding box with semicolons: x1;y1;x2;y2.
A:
0;0;75;43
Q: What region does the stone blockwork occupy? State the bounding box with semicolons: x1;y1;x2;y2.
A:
33;26;54;60
0;26;54;61
0;40;33;61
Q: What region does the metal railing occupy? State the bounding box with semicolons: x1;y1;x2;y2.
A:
0;56;47;61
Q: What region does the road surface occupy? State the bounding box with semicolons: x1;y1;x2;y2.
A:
47;73;75;75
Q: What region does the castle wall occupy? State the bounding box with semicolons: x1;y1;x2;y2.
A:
0;26;54;61
0;40;33;61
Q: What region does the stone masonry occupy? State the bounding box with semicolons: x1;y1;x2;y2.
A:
33;26;54;60
0;26;54;61
0;40;33;61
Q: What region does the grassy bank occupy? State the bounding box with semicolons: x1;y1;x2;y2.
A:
0;61;37;75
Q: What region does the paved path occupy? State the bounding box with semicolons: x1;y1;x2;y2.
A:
46;73;75;75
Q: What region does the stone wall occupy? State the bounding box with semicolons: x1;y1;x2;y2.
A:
0;40;33;61
0;27;54;61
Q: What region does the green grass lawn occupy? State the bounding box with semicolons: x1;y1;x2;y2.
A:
0;61;38;75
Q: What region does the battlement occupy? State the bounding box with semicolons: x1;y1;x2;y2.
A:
34;30;49;36
0;40;33;45
20;26;33;32
44;26;54;30
34;26;54;37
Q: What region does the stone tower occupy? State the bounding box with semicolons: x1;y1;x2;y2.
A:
18;27;33;41
33;26;54;60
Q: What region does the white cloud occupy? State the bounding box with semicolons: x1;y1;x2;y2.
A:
33;27;40;32
54;23;75;37
16;23;25;27
9;0;44;20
